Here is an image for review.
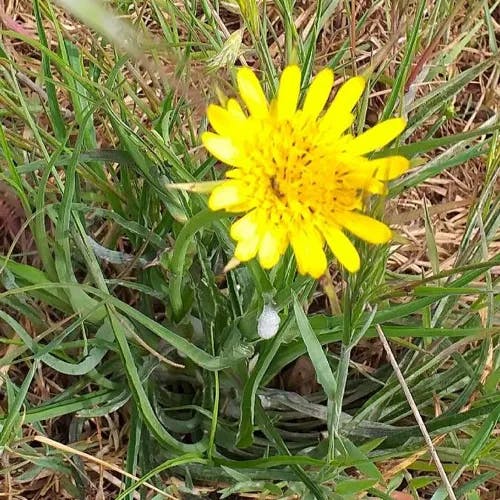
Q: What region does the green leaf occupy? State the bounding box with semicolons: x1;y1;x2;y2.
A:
407;56;499;127
107;309;207;452
0;389;114;426
409;476;439;489
455;472;497;499
236;325;289;448
335;478;378;495
33;0;66;140
0;363;37;446
460;404;500;467
342;438;382;480
381;0;426;120
374;123;500;160
115;453;207;500
169;209;230;321
292;293;336;399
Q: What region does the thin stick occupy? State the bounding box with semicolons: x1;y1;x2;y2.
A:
31;436;175;499
372;318;457;500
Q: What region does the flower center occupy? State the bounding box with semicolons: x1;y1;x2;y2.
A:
243;113;361;222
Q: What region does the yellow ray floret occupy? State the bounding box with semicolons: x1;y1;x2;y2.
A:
202;65;410;278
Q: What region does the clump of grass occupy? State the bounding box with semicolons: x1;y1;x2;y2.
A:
0;0;498;498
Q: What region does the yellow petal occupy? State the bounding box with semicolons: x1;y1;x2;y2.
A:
290;225;327;278
346;118;406;155
208;181;247;211
369;156;410;180
207;104;245;137
303;68;334;119
226;98;246;119
202;132;242;166
322;225;360;273
225;169;242;178
228;200;257;212
340;212;392;244
230;210;259;241
234;236;260;261
258;227;287;269
277;65;301;120
365;179;387;195
344;172;387;194
319;111;354;138
327;76;366;115
269;98;278;118
237;67;268;118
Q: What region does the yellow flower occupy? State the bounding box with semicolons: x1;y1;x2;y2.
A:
202;65;409;278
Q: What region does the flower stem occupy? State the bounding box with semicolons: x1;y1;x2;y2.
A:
169;209;230;321
328;283;353;462
328;343;352;462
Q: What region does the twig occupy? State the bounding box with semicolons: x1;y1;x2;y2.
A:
31;436;175;499
371;313;457;500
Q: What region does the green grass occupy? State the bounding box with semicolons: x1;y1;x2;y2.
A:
0;0;499;498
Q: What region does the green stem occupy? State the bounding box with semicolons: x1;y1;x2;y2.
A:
208;319;219;461
208;370;219;461
329;283;353;461
169;209;230;321
329;343;352;461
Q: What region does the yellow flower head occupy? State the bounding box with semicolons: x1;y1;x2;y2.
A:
202;65;409;278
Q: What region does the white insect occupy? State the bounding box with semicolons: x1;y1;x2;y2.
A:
257;304;281;340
